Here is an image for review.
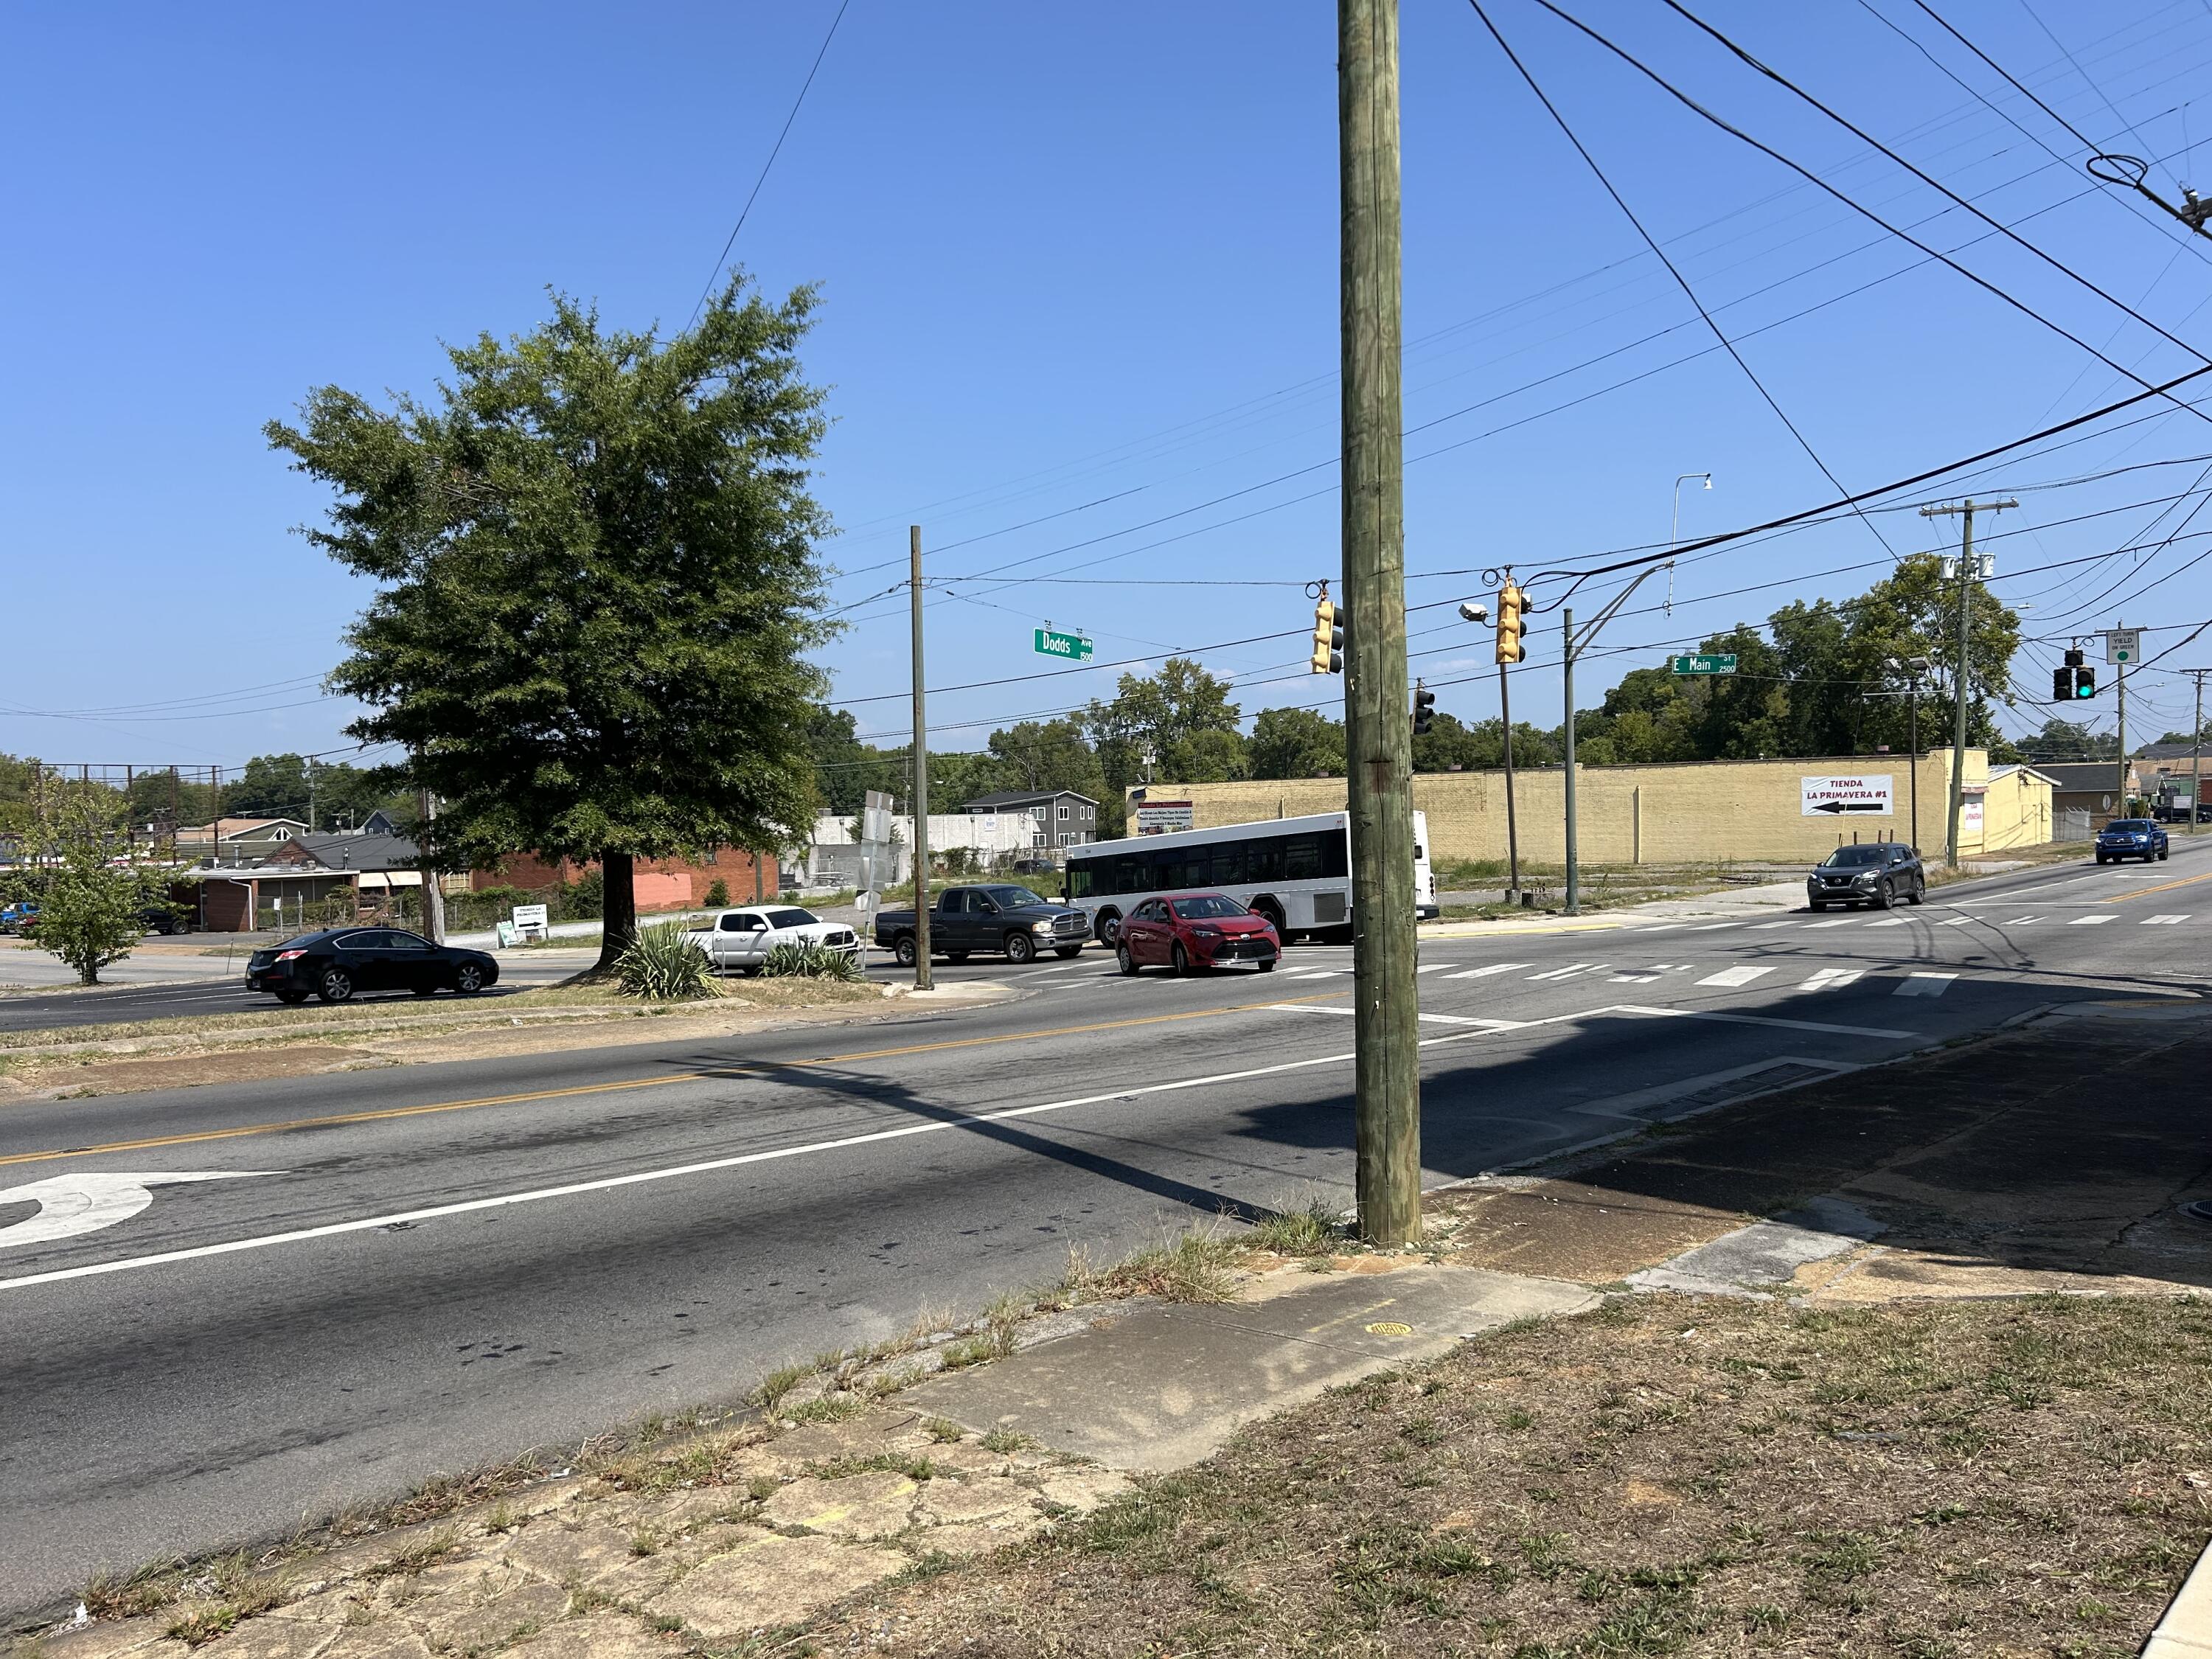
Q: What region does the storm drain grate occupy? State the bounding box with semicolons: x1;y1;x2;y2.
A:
1660;1062;1835;1117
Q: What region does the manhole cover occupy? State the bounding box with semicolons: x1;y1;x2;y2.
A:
2183;1200;2212;1225
1365;1321;1413;1337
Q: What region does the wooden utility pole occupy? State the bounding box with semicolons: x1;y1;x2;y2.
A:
908;525;933;991
1340;0;1420;1245
419;786;445;944
1918;498;2012;868
2183;668;2212;834
2115;618;2130;817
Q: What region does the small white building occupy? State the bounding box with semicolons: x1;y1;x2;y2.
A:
801;811;1042;888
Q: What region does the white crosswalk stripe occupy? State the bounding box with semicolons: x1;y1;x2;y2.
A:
1610;973;1660;983
1444;962;1529;979
1999;916;2039;925
2070;914;2118;925
1801;967;1865;990
1688;922;1738;932
2143;914;2190;925
1803;919;1851;929
1864;917;1909;928
1750;921;1797;931
1526;962;1606;981
1282;970;1344;979
1416;963;1453;973
1697;964;1773;988
1938;917;1972;926
1894;973;1956;998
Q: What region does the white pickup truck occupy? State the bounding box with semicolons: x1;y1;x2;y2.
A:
686;905;862;974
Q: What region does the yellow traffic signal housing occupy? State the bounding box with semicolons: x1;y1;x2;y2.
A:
1311;596;1345;673
1495;584;1526;665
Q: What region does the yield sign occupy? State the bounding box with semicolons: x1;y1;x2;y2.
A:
0;1171;274;1249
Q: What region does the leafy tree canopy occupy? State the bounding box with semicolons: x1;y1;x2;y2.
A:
1249;707;1345;780
268;278;835;961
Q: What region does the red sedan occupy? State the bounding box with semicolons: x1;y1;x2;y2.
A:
1116;893;1280;975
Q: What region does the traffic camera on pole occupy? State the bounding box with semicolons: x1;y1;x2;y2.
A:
1494;583;1526;665
1411;681;1436;736
1310;590;1344;674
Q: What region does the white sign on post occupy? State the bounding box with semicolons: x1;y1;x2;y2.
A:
511;902;549;939
1800;774;1894;818
2106;629;2141;665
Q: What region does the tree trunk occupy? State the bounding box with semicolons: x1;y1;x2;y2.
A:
596;849;637;972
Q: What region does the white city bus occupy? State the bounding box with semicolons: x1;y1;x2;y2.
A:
1062;811;1436;945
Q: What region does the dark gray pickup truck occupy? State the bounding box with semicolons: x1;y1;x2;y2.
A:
872;883;1091;967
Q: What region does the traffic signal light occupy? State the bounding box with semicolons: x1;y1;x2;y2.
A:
1495;584;1526;665
1310;596;1344;674
2075;663;2096;698
2053;666;2073;703
1411;681;1436;736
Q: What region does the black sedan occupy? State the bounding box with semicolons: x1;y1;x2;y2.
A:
245;928;499;1005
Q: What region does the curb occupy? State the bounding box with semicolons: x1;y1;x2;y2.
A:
2144;1537;2212;1658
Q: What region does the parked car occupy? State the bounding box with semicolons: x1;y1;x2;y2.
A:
244;927;499;1004
0;901;38;936
872;883;1090;966
687;905;859;974
1116;892;1280;975
141;904;184;936
2095;818;2169;864
1806;843;1925;911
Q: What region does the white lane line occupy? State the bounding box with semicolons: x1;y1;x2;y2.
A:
1525;962;1607;981
1689;923;1739;932
0;1026;1411;1294
1800;968;1865;990
2070;915;2118;926
1281;971;1340;981
2144;914;2190;925
1864;918;1909;928
1609;1004;1913;1038
1278;1005;1524;1029
1894;973;1956;998
1696;965;1774;988
1802;919;1851;930
1445;963;1530;979
1416;963;1454;974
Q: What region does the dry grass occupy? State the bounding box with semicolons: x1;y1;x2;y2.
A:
824;1293;2212;1658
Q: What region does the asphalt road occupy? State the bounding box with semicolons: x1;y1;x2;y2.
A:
3;844;2208;1614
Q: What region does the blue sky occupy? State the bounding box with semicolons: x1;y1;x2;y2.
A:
9;0;2212;777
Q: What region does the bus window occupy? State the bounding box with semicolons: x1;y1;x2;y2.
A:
1211;842;1244;886
1284;834;1323;880
1070;863;1093;899
1247;839;1283;883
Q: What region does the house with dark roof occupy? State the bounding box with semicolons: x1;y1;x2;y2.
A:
960;788;1099;851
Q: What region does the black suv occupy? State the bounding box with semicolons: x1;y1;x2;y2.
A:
246;927;500;1004
1807;843;1925;911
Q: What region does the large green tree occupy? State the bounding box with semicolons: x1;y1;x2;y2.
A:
1249;706;1345;780
1083;658;1247;832
269;279;835;966
0;767;173;984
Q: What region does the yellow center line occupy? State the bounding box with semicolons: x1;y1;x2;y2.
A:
2104;867;2212;902
0;993;1332;1169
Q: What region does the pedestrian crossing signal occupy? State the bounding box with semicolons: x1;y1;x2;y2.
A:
1310;596;1345;674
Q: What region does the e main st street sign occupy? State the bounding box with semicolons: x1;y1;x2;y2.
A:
1671;653;1738;675
1033;627;1094;663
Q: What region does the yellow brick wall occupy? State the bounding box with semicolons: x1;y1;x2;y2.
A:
1144;751;2003;864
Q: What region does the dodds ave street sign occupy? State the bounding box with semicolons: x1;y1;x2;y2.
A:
1033;627;1094;662
1801;773;1894;817
1670;653;1738;675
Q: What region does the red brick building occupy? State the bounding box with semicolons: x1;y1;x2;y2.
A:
470;848;777;912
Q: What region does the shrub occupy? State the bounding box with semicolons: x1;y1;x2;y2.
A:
762;941;864;981
703;877;731;908
560;868;604;920
614;920;711;999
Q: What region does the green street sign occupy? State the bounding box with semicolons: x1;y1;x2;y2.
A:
1034;627;1093;663
1671;653;1739;675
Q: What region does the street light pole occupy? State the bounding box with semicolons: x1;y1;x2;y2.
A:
1560;564;1668;914
1669;473;1710;613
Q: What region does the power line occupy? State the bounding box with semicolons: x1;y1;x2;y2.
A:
1526;0;2212;434
685;0;852;330
1656;0;2212;368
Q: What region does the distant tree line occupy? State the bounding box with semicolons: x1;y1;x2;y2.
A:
807;556;2027;823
